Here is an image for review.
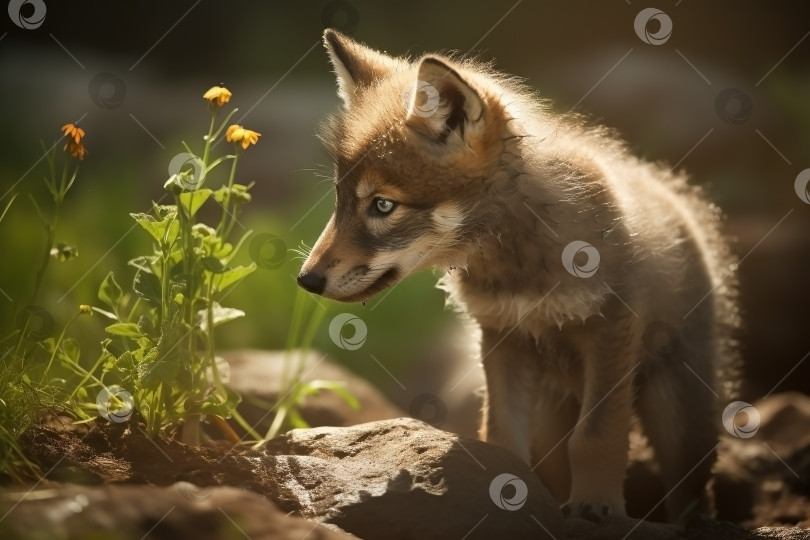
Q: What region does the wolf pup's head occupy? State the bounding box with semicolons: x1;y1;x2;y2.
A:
298;30;509;303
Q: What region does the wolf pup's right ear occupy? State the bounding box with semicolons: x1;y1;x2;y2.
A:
405;56;484;145
323;29;397;107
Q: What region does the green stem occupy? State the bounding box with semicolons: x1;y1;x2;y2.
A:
30;195;60;307
22;155;76;359
12;318;30;368
67;350;109;402
201;109;218;166
262;288;308;442
40;310;83;385
230;409;262;442
125;297;142;324
215;152;240;239
205;277;224;392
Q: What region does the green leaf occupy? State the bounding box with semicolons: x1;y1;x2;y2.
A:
37;337;57;355
128;255;157;274
198;302;245;332
98;271;123;309
0;190;18;224
92;306;117;320
105;322;143;338
130;212;160;242
60;338;80;364
213;183;253;205
201;256;227;273
307;380;361;410
133;269;161;305
179;188;212;217
287;406;310;430
140;358;179;388
214;263;256;292
224;229;253;263
131;211;179;245
212;185;228;205
199;385;241;418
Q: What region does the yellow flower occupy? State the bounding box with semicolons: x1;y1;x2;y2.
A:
203;86;232;107
61;123;85;144
225;124;261;150
79;304;92;314
61;124;87;160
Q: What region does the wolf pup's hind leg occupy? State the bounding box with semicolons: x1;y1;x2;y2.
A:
636;324;719;521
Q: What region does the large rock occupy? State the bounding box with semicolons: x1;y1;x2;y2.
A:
17;393;810;539
1;482;354;539
20;416;563;539
264;417;564;540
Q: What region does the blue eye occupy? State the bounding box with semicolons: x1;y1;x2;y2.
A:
373;197;396;215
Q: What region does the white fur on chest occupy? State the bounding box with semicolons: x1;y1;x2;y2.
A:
438;273;608;337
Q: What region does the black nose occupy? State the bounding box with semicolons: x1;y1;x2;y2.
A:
297;272;326;295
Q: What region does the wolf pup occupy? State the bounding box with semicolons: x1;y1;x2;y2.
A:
298;29;738;521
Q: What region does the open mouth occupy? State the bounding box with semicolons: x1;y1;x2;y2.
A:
341;267;400;303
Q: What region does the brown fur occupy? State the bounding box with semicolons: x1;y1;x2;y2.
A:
299;30;739;522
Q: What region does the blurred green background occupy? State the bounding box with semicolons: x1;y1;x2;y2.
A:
1;1;809;404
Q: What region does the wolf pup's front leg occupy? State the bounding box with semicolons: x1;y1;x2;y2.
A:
560;317;637;519
479;327;540;464
481;319;634;519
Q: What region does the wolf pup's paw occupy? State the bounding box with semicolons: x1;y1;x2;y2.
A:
561;501;613;523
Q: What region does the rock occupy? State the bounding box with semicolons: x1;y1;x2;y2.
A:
754;392;810;451
0;482;354;539
714;393;810;528
262;417;564;540
20;415;563;539
18;392;810;539
224;349;403;430
746;527;810;540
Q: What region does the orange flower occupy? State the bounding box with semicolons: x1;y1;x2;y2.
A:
225;124;261;150
65;140;87;160
62;123;87;160
203;86;232;107
61;123;85;144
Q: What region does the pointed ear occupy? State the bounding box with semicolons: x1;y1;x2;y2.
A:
405;56;484;143
323;29;397;106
